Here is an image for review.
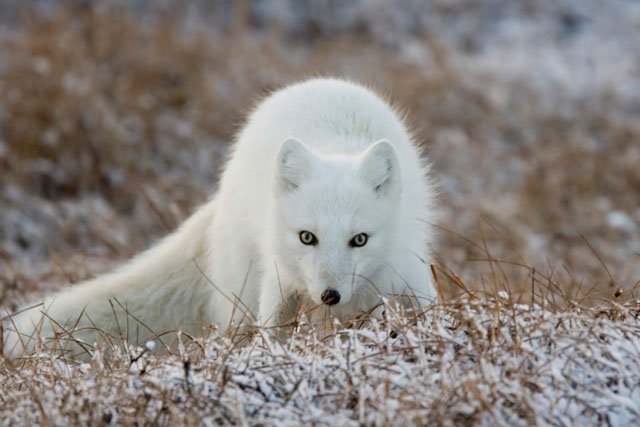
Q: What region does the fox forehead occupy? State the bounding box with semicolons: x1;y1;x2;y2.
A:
276;143;398;235
282;186;387;233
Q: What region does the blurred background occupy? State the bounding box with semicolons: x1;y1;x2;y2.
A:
1;0;639;310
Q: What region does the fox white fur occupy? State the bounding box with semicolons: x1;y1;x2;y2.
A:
3;78;437;357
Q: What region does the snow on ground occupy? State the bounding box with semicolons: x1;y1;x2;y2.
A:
2;299;639;425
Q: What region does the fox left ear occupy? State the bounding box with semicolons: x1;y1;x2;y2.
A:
276;138;314;192
358;140;401;195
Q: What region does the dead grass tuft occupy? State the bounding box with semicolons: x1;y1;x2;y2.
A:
2;297;640;425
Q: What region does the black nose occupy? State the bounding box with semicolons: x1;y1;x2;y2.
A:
321;289;341;306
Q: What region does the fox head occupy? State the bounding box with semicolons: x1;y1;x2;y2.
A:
272;137;402;308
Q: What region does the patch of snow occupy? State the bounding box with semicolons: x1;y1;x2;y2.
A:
606;211;636;233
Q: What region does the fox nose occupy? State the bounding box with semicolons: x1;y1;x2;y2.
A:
321;289;341;306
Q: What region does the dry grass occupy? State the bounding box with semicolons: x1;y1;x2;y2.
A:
1;2;639;425
2;297;640;425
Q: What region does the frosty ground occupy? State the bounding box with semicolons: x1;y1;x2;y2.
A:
2;298;640;425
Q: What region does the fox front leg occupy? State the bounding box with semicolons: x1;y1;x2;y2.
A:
371;304;385;319
257;274;287;329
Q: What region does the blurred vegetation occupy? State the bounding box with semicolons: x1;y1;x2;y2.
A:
0;1;639;308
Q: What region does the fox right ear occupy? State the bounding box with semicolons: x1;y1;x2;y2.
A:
276;138;313;192
358;140;401;196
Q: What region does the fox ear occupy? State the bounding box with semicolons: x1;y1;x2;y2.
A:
358;140;401;195
276;138;313;192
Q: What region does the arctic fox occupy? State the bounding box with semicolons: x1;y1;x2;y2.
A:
3;78;437;357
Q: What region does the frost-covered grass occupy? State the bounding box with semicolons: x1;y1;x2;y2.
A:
2;297;640;425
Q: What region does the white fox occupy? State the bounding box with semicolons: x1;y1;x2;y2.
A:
3;78;437;357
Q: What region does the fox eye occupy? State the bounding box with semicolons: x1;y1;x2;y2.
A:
299;230;318;246
349;233;368;248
